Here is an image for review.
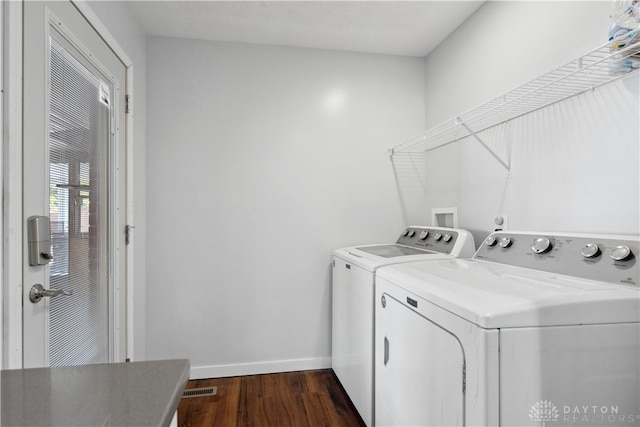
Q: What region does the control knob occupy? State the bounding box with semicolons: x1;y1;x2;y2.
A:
581;243;601;259
531;237;552;254
485;236;498;247
407;230;416;237
610;246;633;261
443;234;452;243
499;237;512;248
434;233;443;241
419;230;429;240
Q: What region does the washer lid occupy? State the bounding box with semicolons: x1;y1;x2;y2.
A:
376;259;640;328
334;245;453;272
356;244;436;258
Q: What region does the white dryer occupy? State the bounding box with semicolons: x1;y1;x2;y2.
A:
375;231;640;426
332;226;475;426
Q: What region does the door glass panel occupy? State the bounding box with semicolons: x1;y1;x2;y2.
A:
48;35;110;366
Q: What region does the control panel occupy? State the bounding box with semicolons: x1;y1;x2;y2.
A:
395;227;459;255
474;231;639;287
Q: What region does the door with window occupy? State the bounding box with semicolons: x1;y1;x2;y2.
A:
23;1;126;368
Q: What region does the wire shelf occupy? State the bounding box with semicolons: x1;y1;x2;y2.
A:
390;37;640;162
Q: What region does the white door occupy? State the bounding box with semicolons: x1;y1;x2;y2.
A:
23;1;126;368
376;290;465;426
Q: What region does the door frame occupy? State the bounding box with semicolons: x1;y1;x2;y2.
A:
2;0;135;369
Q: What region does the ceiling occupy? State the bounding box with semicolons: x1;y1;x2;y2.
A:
127;1;485;57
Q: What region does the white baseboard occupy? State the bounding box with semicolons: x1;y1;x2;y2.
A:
190;356;332;380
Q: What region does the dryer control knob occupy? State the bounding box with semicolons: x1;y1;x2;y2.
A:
499;237;512;248
403;230;410;237
531;237;552;254
581;243;601;258
407;230;416;238
610;246;632;261
419;230;429;240
443;234;452;243
485;236;498;247
434;233;443;241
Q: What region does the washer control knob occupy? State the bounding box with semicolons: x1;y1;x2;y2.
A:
581;243;601;259
443;234;452;243
419;230;429;240
531;237;552;254
485;236;498;247
434;233;443;241
403;230;409;237
610;246;632;261
499;237;512;248
407;230;416;238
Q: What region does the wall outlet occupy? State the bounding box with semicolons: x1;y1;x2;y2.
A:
493;215;508;232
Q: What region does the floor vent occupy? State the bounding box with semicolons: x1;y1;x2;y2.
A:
182;386;217;399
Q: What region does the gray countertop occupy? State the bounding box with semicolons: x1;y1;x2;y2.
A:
1;359;190;426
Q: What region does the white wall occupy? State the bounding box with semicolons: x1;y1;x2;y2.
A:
418;1;639;241
87;1;147;360
145;37;426;377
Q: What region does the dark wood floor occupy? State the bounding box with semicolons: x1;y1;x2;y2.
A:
178;369;366;427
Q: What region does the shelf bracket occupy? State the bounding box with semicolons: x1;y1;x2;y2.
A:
457;118;510;172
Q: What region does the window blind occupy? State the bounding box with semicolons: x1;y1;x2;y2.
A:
48;36;110;367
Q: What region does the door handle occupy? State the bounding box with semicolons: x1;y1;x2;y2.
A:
384;336;390;366
29;284;72;303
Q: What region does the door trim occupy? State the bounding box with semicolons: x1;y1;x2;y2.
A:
0;0;3;371
71;0;136;363
3;0;25;369
2;0;134;369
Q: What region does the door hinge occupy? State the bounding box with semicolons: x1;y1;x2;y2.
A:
125;94;131;113
125;225;135;245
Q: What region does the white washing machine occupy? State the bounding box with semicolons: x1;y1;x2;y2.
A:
332;226;475;426
375;231;640;426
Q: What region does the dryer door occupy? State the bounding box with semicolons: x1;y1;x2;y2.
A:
376;291;465;426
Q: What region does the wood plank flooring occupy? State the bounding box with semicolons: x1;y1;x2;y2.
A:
178;369;366;427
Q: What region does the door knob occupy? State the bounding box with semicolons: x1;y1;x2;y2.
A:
29;284;72;303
